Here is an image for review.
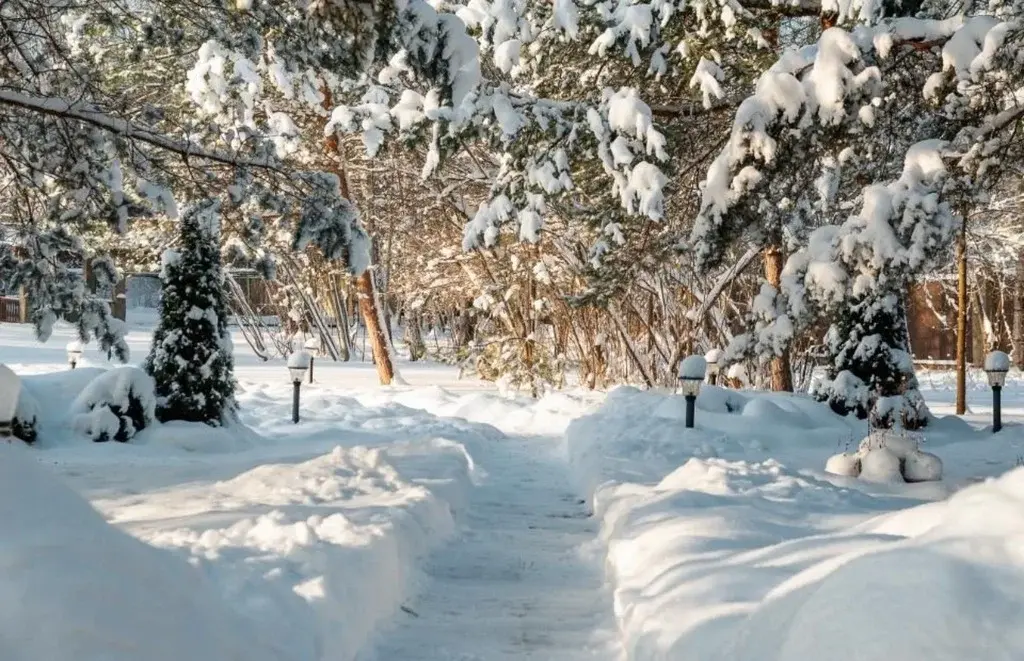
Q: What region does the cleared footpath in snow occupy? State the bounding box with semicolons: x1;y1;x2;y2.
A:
359;432;622;661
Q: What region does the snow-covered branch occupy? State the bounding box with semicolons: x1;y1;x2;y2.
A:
0;89;280;170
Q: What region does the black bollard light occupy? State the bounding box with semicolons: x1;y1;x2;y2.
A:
288;350;311;424
66;341;83;370
705;349;723;386
678;355;707;429
984;350;1010;433
0;364;20;440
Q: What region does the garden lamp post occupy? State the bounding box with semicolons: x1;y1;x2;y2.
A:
304;337;320;384
0;364;21;440
984;350;1010;433
67;341;83;370
679;355;707;429
704;349;723;386
288;351;311;424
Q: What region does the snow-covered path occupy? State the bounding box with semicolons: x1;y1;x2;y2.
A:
360;434;622;661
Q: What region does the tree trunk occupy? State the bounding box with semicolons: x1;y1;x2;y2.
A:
955;220;967;415
322;84;394;384
356;267;395;384
1014;249;1023;363
405;311;426;361
764;245;794;392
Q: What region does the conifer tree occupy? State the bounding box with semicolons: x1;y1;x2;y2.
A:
145;200;236;425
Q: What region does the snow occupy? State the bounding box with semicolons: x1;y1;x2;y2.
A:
564;382;1024;661
69;366;156;443
287;349;312;369
704;347;724;365
689;57;725;109
0;441;289;661
985;350;1011;372
679;354;707;379
859;445;903;482
4;317;1024;661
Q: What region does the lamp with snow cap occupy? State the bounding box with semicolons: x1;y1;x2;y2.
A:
67;341;84;370
704;348;723;386
303;336;320;384
984;350;1011;433
679;355;706;429
288;351;311;424
0;364;20;439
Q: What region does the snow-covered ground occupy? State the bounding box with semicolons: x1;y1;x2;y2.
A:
565;384;1024;661
3;312;1024;660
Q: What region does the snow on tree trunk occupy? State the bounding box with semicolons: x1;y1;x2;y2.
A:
144;199;236;426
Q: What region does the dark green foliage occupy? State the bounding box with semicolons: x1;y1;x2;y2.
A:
814;293;926;429
12;415;37;444
144;199;236;425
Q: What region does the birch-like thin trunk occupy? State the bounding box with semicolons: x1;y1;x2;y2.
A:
955;220;967;415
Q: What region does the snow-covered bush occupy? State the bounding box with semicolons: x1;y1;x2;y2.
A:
13;386;40;444
71;367;156;443
825;429;942;484
145;200;236;425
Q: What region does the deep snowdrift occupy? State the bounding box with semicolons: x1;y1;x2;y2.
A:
567;385;1024;661
0;440;290;661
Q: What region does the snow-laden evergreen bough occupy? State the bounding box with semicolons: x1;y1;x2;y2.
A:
688;8;1024;425
71;367;157;442
144;201;236;426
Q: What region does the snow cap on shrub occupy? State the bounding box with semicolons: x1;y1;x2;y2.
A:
71;367;156;443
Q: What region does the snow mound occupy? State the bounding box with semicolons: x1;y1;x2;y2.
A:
104;440;474;661
592;449;1024;661
214;445;413;506
0;441;288;661
656;457;791;496
726;467;1024;660
826;430;943;483
859;445;903;483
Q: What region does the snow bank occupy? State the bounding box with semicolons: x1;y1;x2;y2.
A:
564;385;857;499
94;439;476;661
594;456;1024;661
0;441;288;661
569;386;1024;661
348;385;602;437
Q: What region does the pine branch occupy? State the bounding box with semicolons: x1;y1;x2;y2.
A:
0;88;281;171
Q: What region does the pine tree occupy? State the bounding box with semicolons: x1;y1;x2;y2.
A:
145;200;236;425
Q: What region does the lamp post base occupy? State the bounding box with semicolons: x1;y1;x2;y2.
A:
685;395;696;429
292;382;301;424
994;385;1002;433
